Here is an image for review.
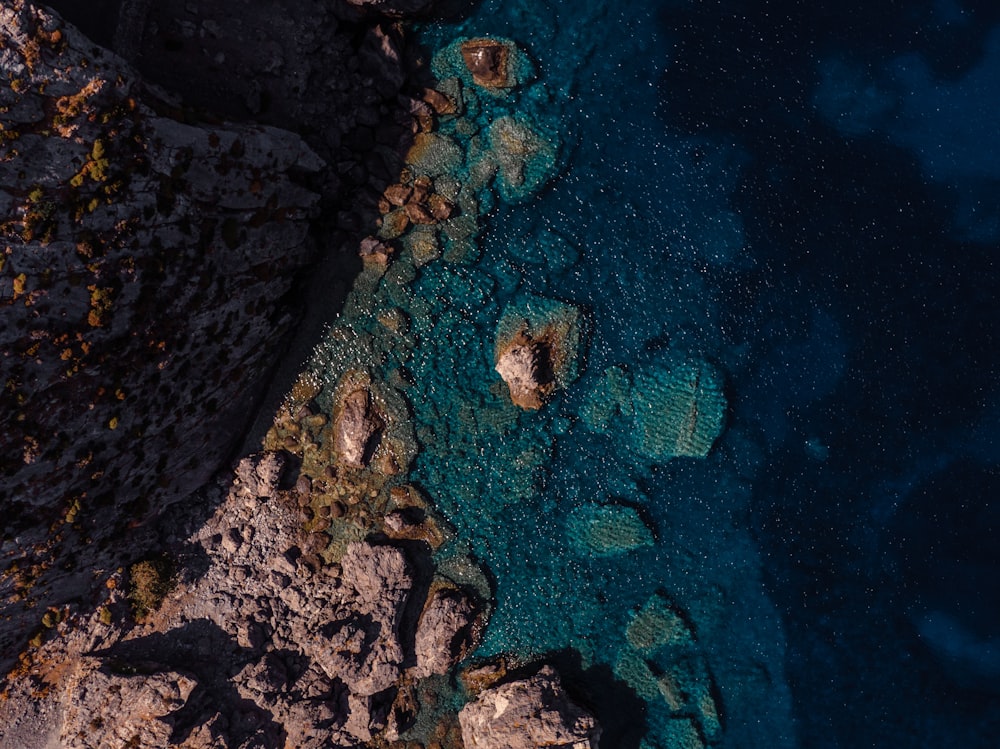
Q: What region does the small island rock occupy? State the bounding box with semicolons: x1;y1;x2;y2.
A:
460;38;512;88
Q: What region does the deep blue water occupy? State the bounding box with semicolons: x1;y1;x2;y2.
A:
297;0;1000;746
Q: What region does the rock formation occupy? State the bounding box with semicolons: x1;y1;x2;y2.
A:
0;452;485;748
494;295;585;410
495;336;556;410
0;0;322;674
460;38;513;89
334;387;384;468
458;664;602;749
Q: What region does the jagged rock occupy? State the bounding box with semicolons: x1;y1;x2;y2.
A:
311;542;413;695
234;452;287;499
458;665;601;749
494;295;584;410
413;587;482;678
334;389;384;468
495;338;554;410
59;664;198;748
0;0;322;672
460;38;512;88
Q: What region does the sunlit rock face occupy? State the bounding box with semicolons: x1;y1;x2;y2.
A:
0;0;321;671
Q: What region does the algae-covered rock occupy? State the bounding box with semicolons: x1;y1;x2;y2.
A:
616;592;724;745
626;592;695;652
494;295;584;410
583;357;727;461
567;502;655;556
581;365;635;433
405;131;464;176
485;116;559;202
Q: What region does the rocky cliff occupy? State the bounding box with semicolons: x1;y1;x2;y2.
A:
0;0;419;683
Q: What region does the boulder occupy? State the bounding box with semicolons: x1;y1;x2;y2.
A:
460;38;512;88
412;587;482;678
334;389;383;468
459;665;601;749
495;338;554;410
311;542;413;695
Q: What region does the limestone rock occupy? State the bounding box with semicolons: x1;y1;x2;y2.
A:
460;38;512;88
495;339;554;410
60;664;198;748
334;389;384;468
458;665;601;749
413;587;482;678
312;542;413;695
233;452;287;499
0;0;322;675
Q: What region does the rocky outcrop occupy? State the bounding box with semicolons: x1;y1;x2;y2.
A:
413;586;483;678
0;451;487;748
494;296;585;410
459;665;602;749
0;0;324;674
460;38;513;89
495;337;555;410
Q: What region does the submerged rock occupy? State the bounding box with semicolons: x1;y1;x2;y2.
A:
616;592;723;745
567;502;655;556
583;357;727;462
458;664;601;749
633;359;727;460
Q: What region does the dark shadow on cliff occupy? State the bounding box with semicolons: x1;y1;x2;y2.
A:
93;618;286;746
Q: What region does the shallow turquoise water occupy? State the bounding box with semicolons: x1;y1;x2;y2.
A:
304;0;1000;745
402;2;794;746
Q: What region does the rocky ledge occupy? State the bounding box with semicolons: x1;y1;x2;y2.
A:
0;451;486;748
459;665;602;749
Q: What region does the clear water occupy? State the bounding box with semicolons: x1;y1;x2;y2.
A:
314;0;1000;746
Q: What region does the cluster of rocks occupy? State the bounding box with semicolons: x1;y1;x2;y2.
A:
1;452;485;747
0;451;605;749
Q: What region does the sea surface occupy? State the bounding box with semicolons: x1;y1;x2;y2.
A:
24;0;1000;745
398;0;1000;747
